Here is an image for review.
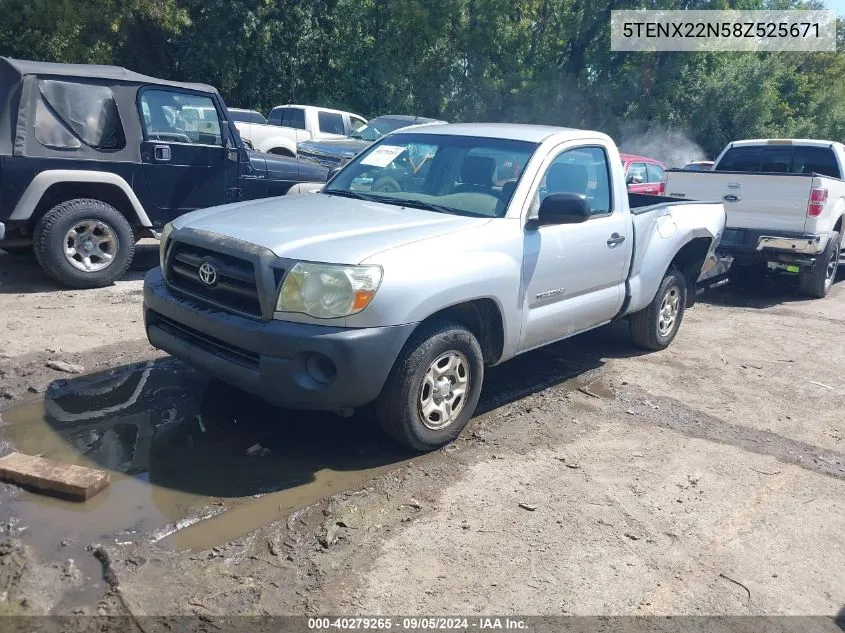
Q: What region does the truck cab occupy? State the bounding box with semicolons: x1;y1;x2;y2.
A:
0;57;327;288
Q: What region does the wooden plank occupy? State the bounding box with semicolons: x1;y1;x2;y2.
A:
0;452;110;501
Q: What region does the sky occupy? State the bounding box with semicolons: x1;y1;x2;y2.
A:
826;0;845;15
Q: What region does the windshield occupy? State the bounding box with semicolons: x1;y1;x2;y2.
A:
323;133;538;218
349;118;411;141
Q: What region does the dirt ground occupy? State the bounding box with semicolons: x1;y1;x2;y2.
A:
0;246;843;621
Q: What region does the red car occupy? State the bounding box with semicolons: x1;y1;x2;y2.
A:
620;153;666;195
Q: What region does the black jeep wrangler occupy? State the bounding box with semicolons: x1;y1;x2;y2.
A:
0;58;327;288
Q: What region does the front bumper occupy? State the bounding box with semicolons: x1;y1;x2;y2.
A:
717;228;827;262
143;267;416;410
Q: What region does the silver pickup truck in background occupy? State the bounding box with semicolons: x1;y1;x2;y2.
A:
664;139;845;298
143;123;726;451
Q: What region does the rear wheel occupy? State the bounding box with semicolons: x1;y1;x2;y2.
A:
798;231;840;299
375;321;484;451
630;268;687;351
33;198;135;289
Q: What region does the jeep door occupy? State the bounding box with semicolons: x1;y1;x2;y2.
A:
137;88;237;215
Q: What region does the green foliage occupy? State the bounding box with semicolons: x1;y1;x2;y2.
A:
1;0;843;158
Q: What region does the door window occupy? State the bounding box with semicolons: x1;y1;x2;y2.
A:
139;90;223;146
626;162;647;185
318;111;345;135
646;163;664;183
533;146;612;217
281;107;306;130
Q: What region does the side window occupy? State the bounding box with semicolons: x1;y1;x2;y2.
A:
268;107;283;126
282;108;306;130
646;163;664;183
350;116;366;132
318;111;345;135
35;80;125;150
532;146;612;217
627;162;647;184
139;90;223;145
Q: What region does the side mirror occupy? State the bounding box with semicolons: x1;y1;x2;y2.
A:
535;193;590;226
327;166;342;180
627;173;643;185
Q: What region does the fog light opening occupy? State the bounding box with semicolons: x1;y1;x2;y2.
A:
305;353;337;385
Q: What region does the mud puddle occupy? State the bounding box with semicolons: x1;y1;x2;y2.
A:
0;328;611;599
0;359;415;560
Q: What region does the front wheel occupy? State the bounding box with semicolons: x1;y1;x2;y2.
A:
33;198;135;289
375;321;484;451
630;268;687;351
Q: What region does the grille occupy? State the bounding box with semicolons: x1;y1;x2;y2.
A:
166;242;262;317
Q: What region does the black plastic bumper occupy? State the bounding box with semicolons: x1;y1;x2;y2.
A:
143;267;416;410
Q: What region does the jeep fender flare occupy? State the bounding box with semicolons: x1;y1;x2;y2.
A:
9;170;153;227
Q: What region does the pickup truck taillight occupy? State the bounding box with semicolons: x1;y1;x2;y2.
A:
807;186;828;217
658;172;667;195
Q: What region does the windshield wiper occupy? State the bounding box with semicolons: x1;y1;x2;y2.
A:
323;189;378;202
391;198;486;217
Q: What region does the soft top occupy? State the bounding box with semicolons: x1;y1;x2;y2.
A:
0;57;217;93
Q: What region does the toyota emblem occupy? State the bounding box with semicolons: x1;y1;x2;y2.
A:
198;261;218;286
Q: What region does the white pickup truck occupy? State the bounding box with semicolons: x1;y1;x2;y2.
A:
664;139;845;298
233;105;367;156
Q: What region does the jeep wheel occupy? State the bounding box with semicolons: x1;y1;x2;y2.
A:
630;268;687;351
798;231;840;299
375;321;484;451
34;199;135;289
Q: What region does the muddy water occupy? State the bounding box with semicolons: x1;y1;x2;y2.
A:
0;323;611;564
0;359;413;556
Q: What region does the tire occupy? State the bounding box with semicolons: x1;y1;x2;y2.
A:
728;261;767;289
630;268;687;351
798;230;840;299
375;321;484;451
33;199;135;289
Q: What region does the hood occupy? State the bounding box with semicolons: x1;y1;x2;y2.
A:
298;138;372;158
172;194;489;264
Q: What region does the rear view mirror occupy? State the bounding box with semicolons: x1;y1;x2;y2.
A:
535;193;590;226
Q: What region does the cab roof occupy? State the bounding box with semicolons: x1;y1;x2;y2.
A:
398;122;604;144
0;57;216;93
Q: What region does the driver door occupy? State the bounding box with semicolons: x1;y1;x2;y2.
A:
138;88;235;215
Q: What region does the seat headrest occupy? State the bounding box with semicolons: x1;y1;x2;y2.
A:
460;155;496;187
546;163;588;195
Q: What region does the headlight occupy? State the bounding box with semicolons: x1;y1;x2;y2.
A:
159;222;174;270
276;262;383;319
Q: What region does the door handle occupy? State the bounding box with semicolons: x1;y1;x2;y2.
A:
607;233;626;246
153;145;171;162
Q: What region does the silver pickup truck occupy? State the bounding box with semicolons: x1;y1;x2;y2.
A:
143;123;726;451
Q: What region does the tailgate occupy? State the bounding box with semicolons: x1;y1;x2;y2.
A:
664;171;811;233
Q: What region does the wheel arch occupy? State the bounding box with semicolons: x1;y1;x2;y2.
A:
669;236;713;308
408;298;505;366
10;170;152;229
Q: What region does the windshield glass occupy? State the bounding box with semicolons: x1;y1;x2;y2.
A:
350;118;410;141
324;133;538;218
